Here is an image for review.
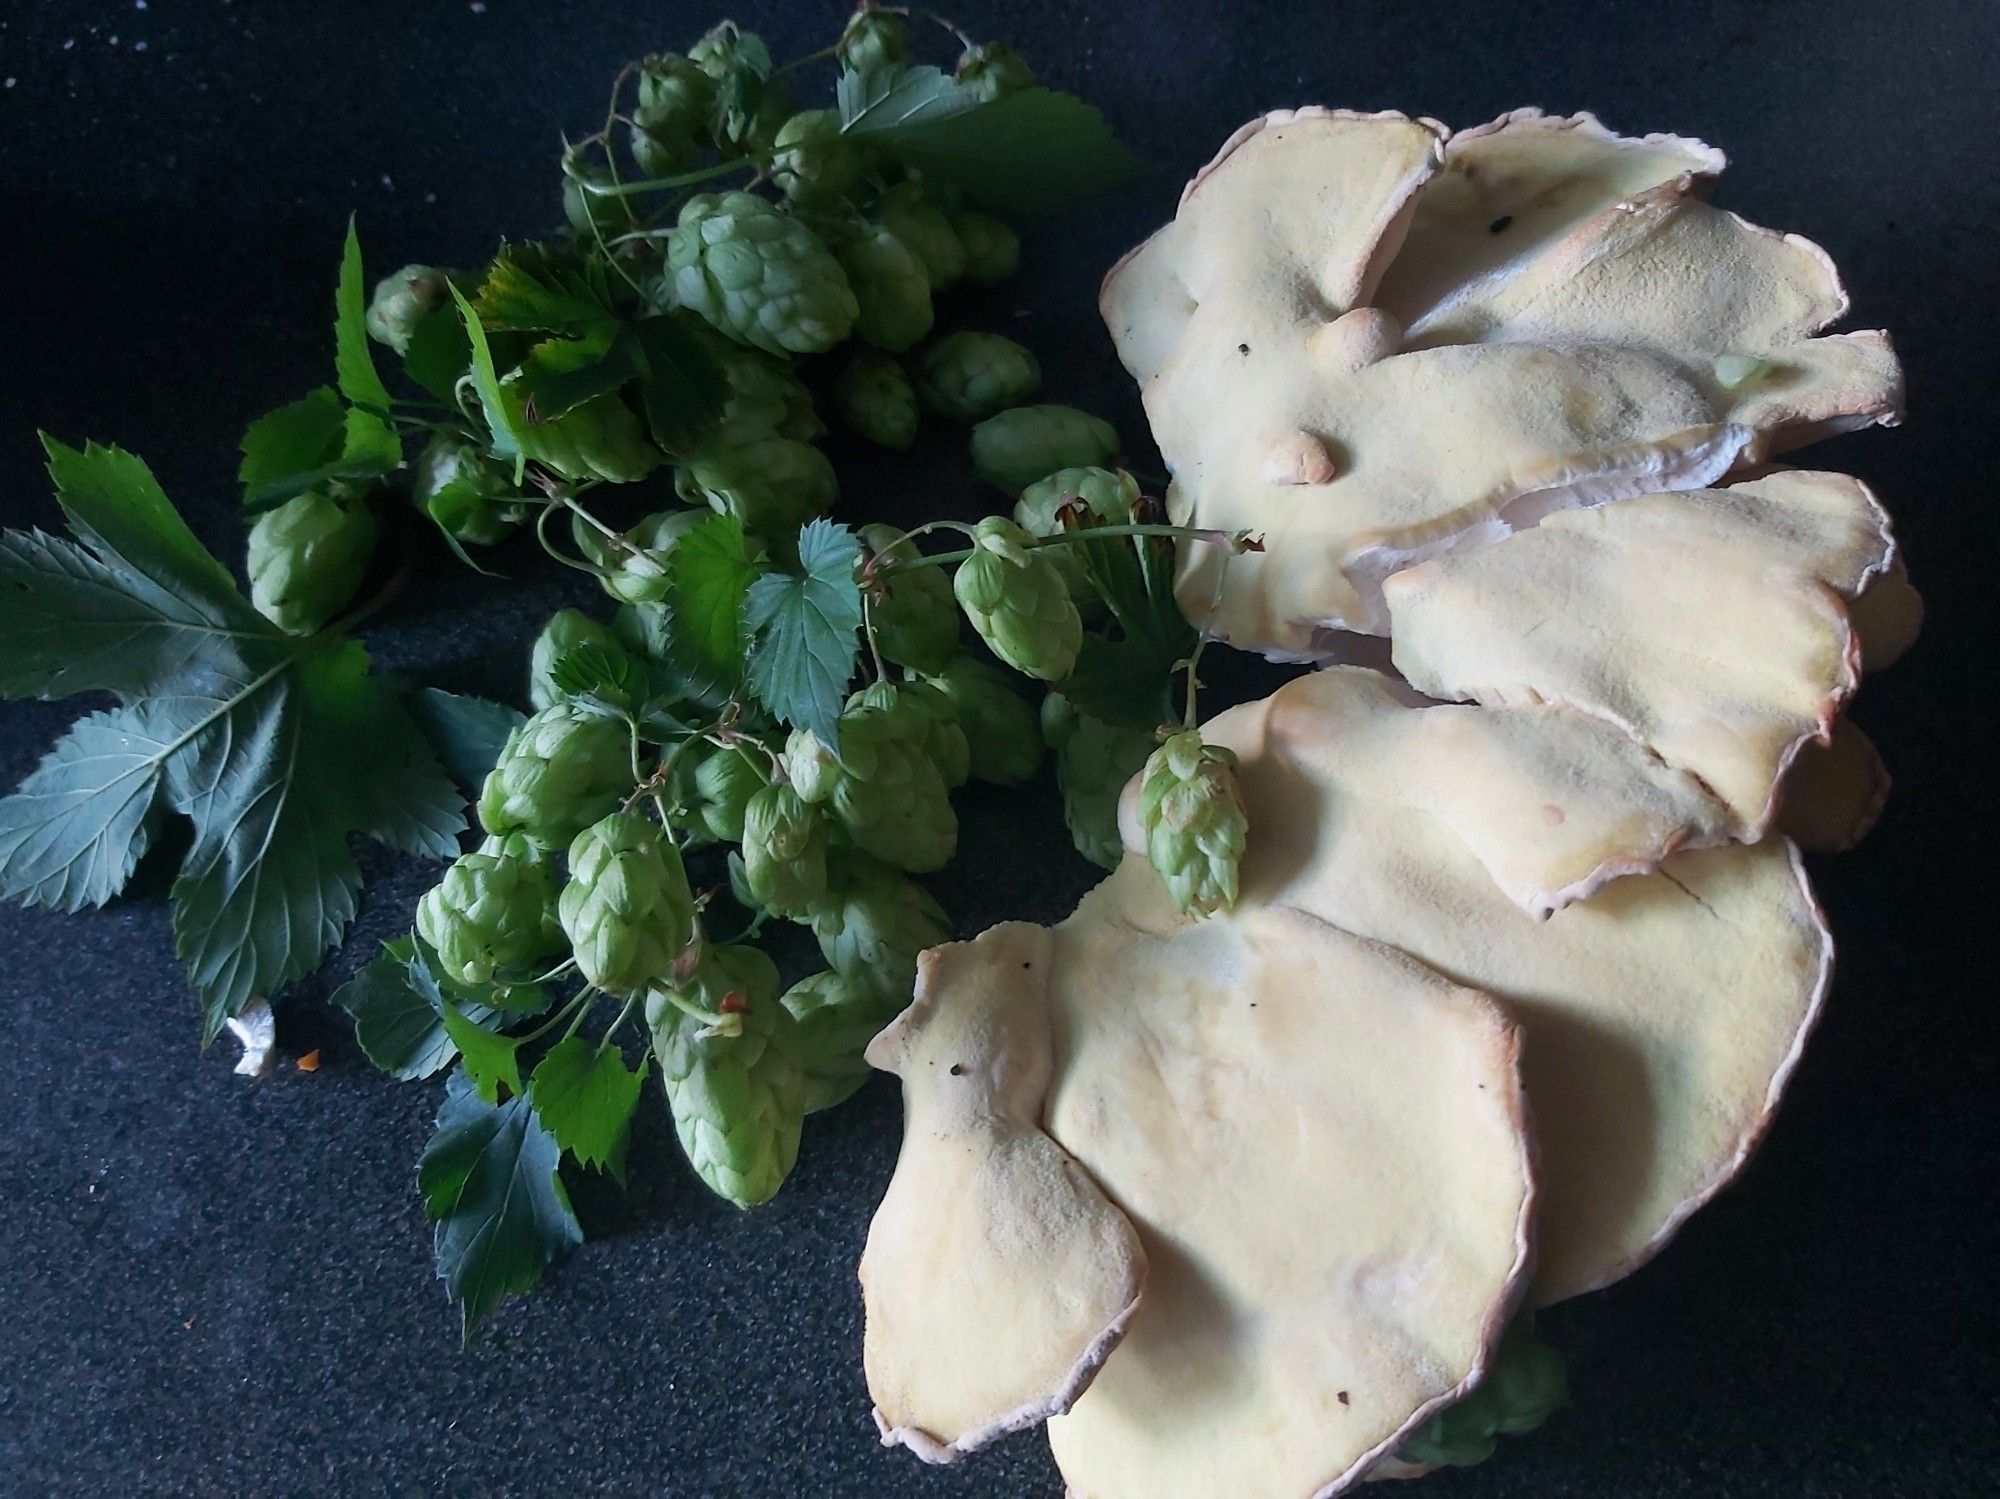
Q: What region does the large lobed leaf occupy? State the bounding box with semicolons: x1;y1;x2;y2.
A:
742;519;864;747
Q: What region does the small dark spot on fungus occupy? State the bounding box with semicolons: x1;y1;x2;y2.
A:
1237;342;1251;355
1488;214;1514;234
1338;1391;1350;1406
1021;961;1032;970
949;1063;964;1076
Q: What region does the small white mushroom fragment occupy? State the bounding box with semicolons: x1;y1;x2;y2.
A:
1385;471;1896;836
1851;555;1924;673
1777;718;1892;853
859;923;1146;1463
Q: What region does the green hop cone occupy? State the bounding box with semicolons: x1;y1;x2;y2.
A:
916;331;1042;421
414;834;565;988
809;851;950;1003
477;702;634;849
528;608;625;710
364;263;449;355
952;516;1083;681
772;108;862;208
499;340;662;485
955;41;1034;101
412;434;528;547
951;210;1020;286
789;698;958;872
831;351;919;450
713;344;823;441
687;742;772;843
647;944;806;1207
970;404;1121;495
674;426;837;539
663;192;857;357
929;654;1043;785
629;54;714;175
1137;729;1248;917
861;523;958;674
558;812;696;995
561;148;638;238
876;182;966;292
740;782;829;918
783;968;900;1113
848;680;969;789
838;5;907;73
1014;463;1141;604
688;23;794;156
246;487;377;635
572;508;705;606
835;223;934;353
1045;693;1158;869
1398;1315;1568;1470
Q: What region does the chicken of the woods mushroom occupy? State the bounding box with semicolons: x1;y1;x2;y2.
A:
858;108;1913;1498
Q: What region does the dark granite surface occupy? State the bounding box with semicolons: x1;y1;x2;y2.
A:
0;1;1994;1494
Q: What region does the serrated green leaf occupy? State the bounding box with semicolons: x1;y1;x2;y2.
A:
340;405;402;470
0;705;174;912
547;642;646;707
474;242;619;335
335;937;459;1080
528;1037;647;1181
451;284;522;464
441;1002;523;1103
841;73;1139;214
402;299;473;403
406;688;525;790
742;520;863;747
334;218;394;415
1056;635;1179;729
667;512;756;690
238;388;345;504
419;1069;582;1336
511;328;626;424
628;316;728;454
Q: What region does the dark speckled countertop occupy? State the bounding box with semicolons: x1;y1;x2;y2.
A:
0;1;1994;1494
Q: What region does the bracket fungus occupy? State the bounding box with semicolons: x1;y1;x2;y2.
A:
861;108;1914;1495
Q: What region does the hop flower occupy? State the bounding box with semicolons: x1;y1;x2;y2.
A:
788;696;958;872
861;524;958;674
561;148;638;238
1044;693;1159;869
572;508;706;606
951;210;1021;286
528;608;626;710
838;5;908;73
1136;729;1248;916
740;782;830;918
412;435;529;547
685;741;772;843
1013;463;1141;603
848;679;969;789
928;654;1044;785
955;40;1034;101
876;182;966;291
663;192;857;356
674;425;838;539
629;54;714;175
364;263;449;355
970;404;1121;495
500;340;661;484
415;834;564;987
648;943;806;1207
916;331;1042;421
831;351;919;450
477;702;634;850
246;488;377;635
808;852;950;1002
835;223;934;353
1398;1316;1568;1469
952;516;1083;681
713;344;823;440
772;108;862;208
558;812;696;995
783;967;903;1113
688;24;794;155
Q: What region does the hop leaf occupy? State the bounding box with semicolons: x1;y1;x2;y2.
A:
808;852;950;1003
415;834;565;987
953;516;1083;681
663;192;858;356
970;404;1120;495
740;782;829;918
558;811;696;994
861;523;958;674
246;488;377;635
929;654;1043;785
831;351;919;450
499;339;663;485
528;609;625;711
916;331;1042;421
1136;729;1247;916
836;223;935;353
477;702;634;850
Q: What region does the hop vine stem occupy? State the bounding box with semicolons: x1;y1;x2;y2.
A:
878;522;1262;574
